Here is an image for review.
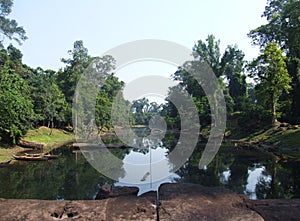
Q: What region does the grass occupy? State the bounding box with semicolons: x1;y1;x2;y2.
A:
0;150;12;161
0;127;75;162
23;126;74;143
22;126;75;151
242;125;300;150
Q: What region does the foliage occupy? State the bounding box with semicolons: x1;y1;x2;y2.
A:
238;104;273;133
193;34;221;76
0;71;35;143
248;42;291;124
249;0;300;123
0;0;299;147
0;0;27;47
58;40;91;103
164;35;247;132
30;67;68;128
131;98;161;125
96;73;125;130
220;45;248;111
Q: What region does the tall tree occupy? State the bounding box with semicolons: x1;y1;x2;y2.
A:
193;34;221;77
248;0;300;123
0;0;27;47
220;45;247;111
248;42;291;125
58;40;91;104
57;40;91;128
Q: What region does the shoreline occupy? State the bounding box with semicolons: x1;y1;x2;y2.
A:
0;138;75;164
0;127;75;163
1;128;300;163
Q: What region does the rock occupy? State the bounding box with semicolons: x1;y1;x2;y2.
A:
95;185;139;200
247;198;300;221
0;183;266;221
158;183;263;221
1;183;300;220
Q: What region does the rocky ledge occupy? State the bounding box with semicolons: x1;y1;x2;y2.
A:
0;183;299;220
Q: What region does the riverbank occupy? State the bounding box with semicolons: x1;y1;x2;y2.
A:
21;126;75;151
233;123;300;159
0;145;28;163
0;183;299;220
0;127;75;163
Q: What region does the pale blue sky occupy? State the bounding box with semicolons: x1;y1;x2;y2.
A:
11;0;267;72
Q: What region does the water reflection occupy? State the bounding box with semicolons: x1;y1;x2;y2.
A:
0;132;300;200
116;144;179;195
245;165;271;199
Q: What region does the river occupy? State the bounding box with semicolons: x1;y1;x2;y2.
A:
0;130;299;200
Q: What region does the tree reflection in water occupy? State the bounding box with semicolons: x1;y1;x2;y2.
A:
0;132;300;200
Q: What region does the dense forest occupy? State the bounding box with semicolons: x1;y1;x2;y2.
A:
0;0;300;144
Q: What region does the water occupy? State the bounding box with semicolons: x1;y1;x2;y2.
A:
0;131;300;200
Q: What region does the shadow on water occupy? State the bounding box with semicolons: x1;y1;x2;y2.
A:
0;129;300;200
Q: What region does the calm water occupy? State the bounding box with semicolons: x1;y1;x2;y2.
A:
0;131;299;200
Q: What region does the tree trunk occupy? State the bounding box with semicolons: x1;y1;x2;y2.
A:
49;118;54;136
271;94;277;125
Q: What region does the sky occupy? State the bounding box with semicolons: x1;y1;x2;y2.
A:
10;0;267;73
9;0;268;102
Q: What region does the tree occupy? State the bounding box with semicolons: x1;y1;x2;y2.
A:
0;0;27;47
193;34;221;77
30;67;67;130
58;40;91;104
130;98;163;126
95;73;125;131
0;44;32;80
131;98;150;125
249;0;300;123
0;71;34;143
220;45;248;111
248;42;291;125
57;40;91;128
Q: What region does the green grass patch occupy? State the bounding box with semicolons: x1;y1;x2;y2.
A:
23;126;75;144
22;127;75;152
243;126;300;150
0;127;75;162
0;151;11;161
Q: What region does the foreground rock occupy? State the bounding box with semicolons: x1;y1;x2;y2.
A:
158;183;262;221
0;183;298;220
247;198;300;221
